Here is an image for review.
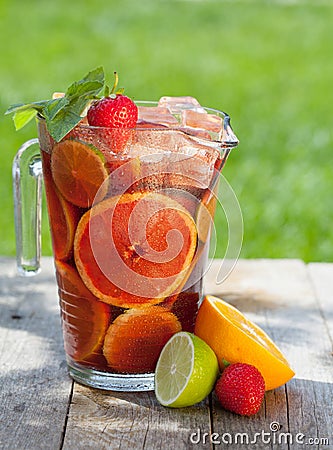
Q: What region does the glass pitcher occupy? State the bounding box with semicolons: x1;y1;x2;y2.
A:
13;101;238;391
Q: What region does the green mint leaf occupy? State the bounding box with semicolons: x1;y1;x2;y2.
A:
66;66;104;99
5;103;25;115
103;84;110;97
79;66;104;85
5;66;106;141
44;96;90;142
66;80;104;101
5;100;47;115
44;67;105;141
5;101;48;130
13;108;38;130
43;97;69;121
46;108;82;142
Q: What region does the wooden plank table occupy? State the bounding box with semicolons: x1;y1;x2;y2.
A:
0;257;332;449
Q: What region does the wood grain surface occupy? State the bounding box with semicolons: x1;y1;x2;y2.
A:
0;258;332;449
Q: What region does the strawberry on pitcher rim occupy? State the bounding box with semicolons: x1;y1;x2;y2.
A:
86;72;138;151
87;93;138;129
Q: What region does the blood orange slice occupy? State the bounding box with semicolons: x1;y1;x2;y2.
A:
51;140;108;208
74;192;198;308
42;151;80;261
103;307;181;373
56;261;111;361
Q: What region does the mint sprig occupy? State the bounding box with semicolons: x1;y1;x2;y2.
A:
5;66;105;142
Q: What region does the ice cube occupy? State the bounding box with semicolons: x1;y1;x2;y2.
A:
126;128;220;190
137;106;179;127
136;121;168;129
177;126;212;140
158;96;206;114
168;132;220;189
181;110;222;134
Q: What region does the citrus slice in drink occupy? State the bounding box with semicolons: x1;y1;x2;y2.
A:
195;194;217;243
42;152;80;261
49;189;80;261
51;140;108;208
103;307;181;373
74;192;198;308
56;261;111;361
155;331;219;407
194;295;295;390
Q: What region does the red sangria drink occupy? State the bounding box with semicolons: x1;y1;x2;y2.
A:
9;69;238;391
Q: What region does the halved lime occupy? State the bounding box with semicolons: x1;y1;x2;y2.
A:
155;331;219;408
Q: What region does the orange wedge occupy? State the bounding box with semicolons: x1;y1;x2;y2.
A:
194;295;295;390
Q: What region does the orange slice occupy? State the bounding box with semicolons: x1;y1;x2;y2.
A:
194;295;295;390
56;261;111;361
195;194;217;243
49;189;80;261
51;140;108;208
103;307;181;373
74;192;198;308
42;152;80;261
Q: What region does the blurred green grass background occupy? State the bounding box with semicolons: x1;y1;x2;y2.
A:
1;0;332;262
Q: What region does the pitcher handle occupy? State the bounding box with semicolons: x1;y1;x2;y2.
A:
13;138;43;276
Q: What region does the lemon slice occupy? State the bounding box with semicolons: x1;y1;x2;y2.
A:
155;332;219;408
